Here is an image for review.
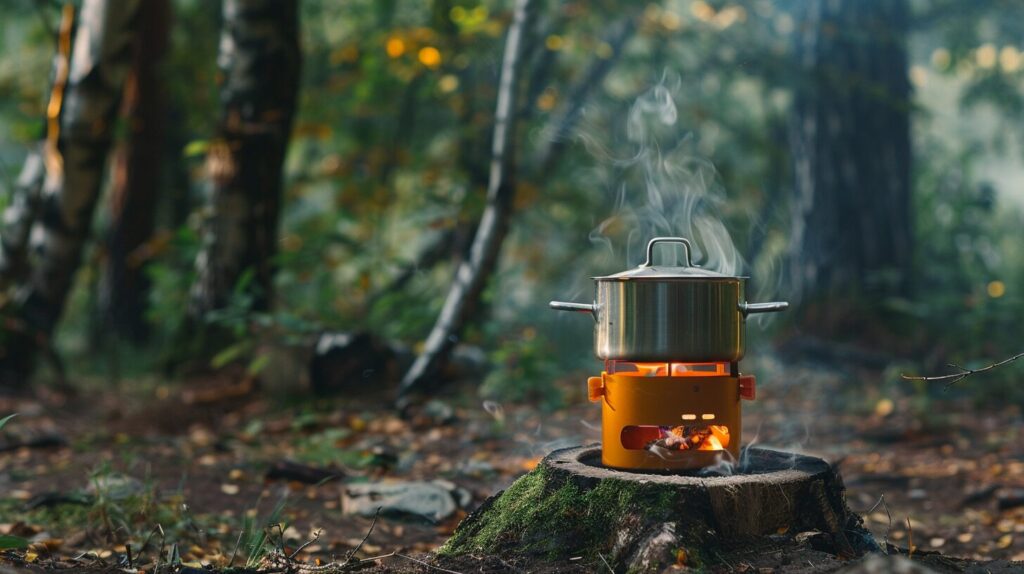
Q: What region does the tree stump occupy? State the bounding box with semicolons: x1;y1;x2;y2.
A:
441;445;876;571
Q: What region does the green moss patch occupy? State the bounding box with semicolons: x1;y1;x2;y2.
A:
440;466;685;560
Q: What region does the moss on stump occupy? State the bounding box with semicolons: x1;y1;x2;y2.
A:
440;445;875;572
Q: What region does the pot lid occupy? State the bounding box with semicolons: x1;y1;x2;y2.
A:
593;237;746;281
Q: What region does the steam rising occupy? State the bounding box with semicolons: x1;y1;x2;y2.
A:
585;73;744;275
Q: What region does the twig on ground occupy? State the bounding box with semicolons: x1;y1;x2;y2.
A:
598;551;614;573
272;523;287;555
712;549;734;571
901;351;1024;389
266;460;344;485
290;528;322;560
228;528;245;567
392;552;466;574
906;517;914;559
345;507;380;563
960;484;999;508
865;494;893;551
359;551;397;563
153;524;166;573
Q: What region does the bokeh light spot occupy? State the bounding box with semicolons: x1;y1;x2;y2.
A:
386;37;405;59
418;46;442;68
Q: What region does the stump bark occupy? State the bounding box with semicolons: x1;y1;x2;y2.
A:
441;445;876;572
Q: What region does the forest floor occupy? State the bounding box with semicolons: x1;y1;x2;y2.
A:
0;348;1023;572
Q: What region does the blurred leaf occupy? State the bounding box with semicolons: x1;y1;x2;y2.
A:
0;413;16;431
0;535;29;550
248;353;271;376
211;341;251;369
183;139;209;157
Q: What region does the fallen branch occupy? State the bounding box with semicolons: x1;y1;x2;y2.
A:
344;508;380;564
265;460;345;485
390;553;466;574
398;0;539;400
289;529;322;560
997;489;1024;511
901;350;1024;389
0;431;68;453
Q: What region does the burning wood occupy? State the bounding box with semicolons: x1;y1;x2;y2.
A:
649;424;730;452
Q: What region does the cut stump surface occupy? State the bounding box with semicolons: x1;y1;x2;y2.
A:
441;445;876;571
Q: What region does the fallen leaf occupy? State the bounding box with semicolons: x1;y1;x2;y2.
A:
220;484;240;495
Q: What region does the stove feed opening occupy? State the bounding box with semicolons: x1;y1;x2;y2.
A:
621;423;731;453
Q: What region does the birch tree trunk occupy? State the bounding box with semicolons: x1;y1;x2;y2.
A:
1;0;139;386
788;0;912;301
188;0;301;318
101;0;171;342
399;0;539;399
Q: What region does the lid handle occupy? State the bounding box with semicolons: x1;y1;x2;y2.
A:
640;237;693;268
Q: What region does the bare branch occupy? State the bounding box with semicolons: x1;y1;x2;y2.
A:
391;553;466;574
289;528;322;559
901;350;1024;389
344;507;380;563
398;0;539;399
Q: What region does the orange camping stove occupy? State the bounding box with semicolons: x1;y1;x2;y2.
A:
587;361;756;471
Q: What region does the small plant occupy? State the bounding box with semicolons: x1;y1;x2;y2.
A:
236;495;288;569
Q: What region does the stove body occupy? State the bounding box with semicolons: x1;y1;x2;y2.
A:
587;360;755;470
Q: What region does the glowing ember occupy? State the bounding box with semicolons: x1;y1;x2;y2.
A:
621;424;731;452
651;424;730;451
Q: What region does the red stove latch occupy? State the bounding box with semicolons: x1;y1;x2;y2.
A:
739;374;756;400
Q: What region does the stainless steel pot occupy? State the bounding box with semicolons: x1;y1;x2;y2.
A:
550;237;788;362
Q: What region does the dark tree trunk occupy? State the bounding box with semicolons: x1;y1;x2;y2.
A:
0;0;139;386
101;0;171;342
188;0;301;317
398;0;539;400
788;0;912;301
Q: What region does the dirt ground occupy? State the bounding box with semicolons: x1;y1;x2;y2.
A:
1;350;1023;572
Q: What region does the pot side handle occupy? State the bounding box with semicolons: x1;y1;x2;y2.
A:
549;301;597;321
739;301;789;315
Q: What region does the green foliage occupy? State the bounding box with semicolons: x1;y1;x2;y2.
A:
0;0;1022;410
907;132;1024;403
0;535;29;550
238;496;288;569
480;327;564;409
146;226;201;344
